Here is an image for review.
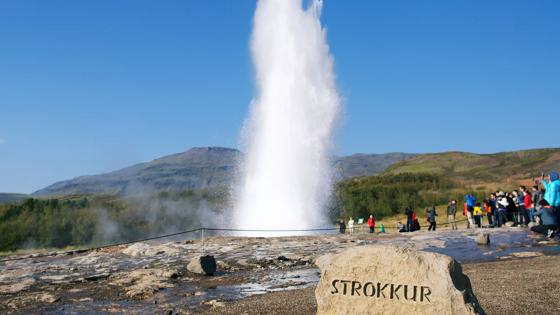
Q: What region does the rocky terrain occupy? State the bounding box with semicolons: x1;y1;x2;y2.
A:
1;227;559;314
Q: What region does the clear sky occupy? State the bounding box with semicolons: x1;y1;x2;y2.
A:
1;0;559;193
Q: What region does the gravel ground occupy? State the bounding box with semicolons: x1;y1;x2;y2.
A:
203;255;560;315
462;255;560;314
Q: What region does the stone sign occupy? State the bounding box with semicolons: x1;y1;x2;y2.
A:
315;245;485;315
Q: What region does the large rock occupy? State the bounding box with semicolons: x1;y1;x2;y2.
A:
187;255;217;276
315;245;484;315
474;232;490;245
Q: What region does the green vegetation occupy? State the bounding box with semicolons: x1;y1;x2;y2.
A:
334;173;460;219
0;189;228;252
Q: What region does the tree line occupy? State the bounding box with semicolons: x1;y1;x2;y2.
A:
0;189;227;252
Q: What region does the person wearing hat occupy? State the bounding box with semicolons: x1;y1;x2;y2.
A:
542;170;560;233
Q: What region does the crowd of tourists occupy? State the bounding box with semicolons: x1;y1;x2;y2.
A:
338;170;560;238
455;171;560;238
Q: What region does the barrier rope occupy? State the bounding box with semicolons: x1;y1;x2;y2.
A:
0;217;472;263
204;227;338;232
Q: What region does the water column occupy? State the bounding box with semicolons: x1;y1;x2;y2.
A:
234;0;341;234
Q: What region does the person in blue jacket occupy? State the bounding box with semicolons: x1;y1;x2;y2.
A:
541;170;560;233
465;193;476;228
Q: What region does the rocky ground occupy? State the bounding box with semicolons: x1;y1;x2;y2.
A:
201;255;560;315
1;227;559;314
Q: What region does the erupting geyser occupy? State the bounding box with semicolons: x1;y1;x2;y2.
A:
234;0;341;232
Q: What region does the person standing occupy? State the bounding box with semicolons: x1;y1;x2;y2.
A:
541;171;560;233
506;193;518;224
522;187;533;225
473;203;483;228
516;188;530;226
405;207;413;232
427;206;437;231
490;193;499;227
338;219;346;234
447;200;458;230
497;192;509;227
367;214;376;233
512;190;523;226
484;199;493;226
465;193;476;228
530;185;543;222
529;185;542;222
348;217;355;234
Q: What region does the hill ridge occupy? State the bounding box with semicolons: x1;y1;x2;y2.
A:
33;147;413;197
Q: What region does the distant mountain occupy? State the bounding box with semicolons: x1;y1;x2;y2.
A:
33;147;413;197
334;153;415;179
0;193;28;204
33;147;242;196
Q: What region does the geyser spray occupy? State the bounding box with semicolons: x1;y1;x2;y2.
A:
234;0;341;233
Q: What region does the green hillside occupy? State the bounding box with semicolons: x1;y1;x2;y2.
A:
334;148;560;221
382;148;560;188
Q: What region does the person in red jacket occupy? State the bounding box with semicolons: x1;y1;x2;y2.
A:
367;215;376;233
523;188;533;224
411;211;420;231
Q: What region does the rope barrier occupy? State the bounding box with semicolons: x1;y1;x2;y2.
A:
0;217;473;263
204;227;338;232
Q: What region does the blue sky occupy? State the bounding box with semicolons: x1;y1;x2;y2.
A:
1;0;559;193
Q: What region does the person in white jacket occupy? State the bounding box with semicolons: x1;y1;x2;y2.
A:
348;217;355;234
496;192;509;226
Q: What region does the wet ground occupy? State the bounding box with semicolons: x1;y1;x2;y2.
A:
1;226;559;314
